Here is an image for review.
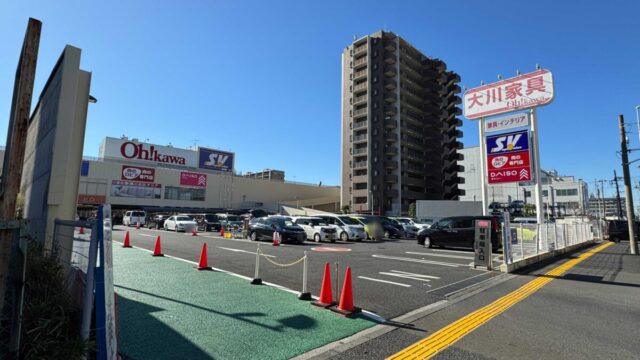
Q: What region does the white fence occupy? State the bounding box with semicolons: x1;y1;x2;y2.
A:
503;221;601;265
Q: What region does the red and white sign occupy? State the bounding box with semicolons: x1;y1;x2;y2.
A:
487;151;532;184
464;69;554;119
121;165;155;182
180;171;207;187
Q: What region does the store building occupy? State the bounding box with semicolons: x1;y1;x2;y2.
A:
458;146;589;216
341;30;463;216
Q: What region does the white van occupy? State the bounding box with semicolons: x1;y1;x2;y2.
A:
123;210;146;227
316;215;367;242
291;217;337;243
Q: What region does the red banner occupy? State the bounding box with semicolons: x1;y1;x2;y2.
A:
180;171;207;187
487;151;531;184
121;165;155;182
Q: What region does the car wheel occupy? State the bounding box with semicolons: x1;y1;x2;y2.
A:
250;232;258;241
340;232;349;242
424;236;432;248
314;233;321;243
174;225;178;232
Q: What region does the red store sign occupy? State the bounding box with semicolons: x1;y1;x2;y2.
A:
487;151;532;184
180;171;207;187
121;165;155;182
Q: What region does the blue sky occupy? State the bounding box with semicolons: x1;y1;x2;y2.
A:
1;0;640;195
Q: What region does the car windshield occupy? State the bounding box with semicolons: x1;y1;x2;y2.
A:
274;218;294;227
395;218;411;224
132;211;145;217
204;215;218;221
311;219;328;226
338;216;360;225
176;216;192;221
355;217;371;224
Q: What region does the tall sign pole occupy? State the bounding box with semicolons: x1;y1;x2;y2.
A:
479;119;488;215
619;115;638;255
530;108;544;224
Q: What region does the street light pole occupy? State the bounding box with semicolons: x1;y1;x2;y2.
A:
635;105;640;145
619;115;638;255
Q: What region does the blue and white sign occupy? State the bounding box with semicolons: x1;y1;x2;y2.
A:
486;130;529;155
198;147;234;172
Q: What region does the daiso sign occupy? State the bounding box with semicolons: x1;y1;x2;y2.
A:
119;141;187;165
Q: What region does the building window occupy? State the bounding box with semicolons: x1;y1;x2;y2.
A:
542;190;548;197
556;189;578;196
164;186;205;201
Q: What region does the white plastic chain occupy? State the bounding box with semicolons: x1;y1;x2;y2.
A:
258;249;306;267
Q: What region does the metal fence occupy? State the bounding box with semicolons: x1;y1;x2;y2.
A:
504;221;598;264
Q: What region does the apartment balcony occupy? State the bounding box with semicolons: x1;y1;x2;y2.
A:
384;41;396;51
384;92;397;103
354;44;367;56
384;80;397;90
353;56;367;69
353;68;367;81
353;134;367;144
385;133;398;143
385;161;398;169
353;94;367;105
386;189;399;198
353;82;368;94
384;105;398;116
352;174;368;183
384;118;397;129
385;146;398;156
384;53;396;64
353;161;368;169
384;174;399;183
353;120;367;130
406;164;423;173
352;189;369;198
353;108;367;119
384;66;397;77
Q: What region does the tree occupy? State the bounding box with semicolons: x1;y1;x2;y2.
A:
524;204;536;216
408;202;416;218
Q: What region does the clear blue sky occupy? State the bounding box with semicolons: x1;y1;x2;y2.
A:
1;0;640;195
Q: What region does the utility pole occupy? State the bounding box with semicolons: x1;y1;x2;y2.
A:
612;170;623;218
619;115;638;255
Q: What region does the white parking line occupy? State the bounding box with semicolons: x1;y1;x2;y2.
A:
430;248;475;254
139;234;156;238
217;246;276;258
379;270;441;282
357;276;411;287
406;251;474;260
425;271;492;294
372;254;461;267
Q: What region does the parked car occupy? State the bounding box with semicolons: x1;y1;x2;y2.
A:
351;215;405;239
191;213;222;232
247;216;306;244
605;220;640;242
392;217;421;237
163;215;197;232
417;216;501;251
217;213;244;229
292;217;338;243
146;214;168;229
316;214;367;242
123;210;146;227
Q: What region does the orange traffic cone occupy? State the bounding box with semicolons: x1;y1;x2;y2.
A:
331;267;361;317
136;222;140;230
123;231;132;248
152;235;164;257
195;243;212;270
312;262;336;308
79;227;85;235
192;227;198;236
220;227;225;237
272;231;280;246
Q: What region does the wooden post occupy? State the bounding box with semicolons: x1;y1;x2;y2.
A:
0;18;41;314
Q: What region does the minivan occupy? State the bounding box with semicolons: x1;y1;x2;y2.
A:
123;210;146;227
315;215;367;241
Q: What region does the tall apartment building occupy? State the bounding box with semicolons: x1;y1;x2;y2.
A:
341;31;463;216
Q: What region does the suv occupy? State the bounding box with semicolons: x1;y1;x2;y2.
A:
316;215;367;242
191;213;222;232
123;210;146;227
417;216;501;251
247;216;306;244
292;217;337;243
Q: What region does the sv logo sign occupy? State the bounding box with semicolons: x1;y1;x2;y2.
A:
205;153;229;167
489;132;528;153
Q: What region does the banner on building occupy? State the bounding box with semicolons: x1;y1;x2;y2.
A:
198;147;234;172
110;180;161;199
180;171;207;187
486;130;532;184
121;165;155;182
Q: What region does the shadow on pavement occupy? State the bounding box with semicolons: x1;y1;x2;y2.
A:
117;295;213;360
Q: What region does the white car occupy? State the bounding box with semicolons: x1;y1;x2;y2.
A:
316;215;367;242
163;215;197;232
292;217;338;243
393;217;421;238
123;210;146;227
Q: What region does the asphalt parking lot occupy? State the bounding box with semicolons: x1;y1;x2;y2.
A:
111;225;503;319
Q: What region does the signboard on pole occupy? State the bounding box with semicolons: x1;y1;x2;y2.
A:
486;130;532;184
484;112;529;133
463;69;554;119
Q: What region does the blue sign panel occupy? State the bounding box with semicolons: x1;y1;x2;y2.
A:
198;147;234;172
486;130;529;155
80;160;90;177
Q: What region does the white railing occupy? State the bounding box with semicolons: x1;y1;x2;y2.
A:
503;221;599;265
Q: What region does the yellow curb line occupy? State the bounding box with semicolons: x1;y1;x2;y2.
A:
388;242;613;360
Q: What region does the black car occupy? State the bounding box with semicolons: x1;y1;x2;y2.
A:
247;216;306;244
380;217;406;239
417;216;501;250
605;220;639;242
146;214;168;230
192;213;222;232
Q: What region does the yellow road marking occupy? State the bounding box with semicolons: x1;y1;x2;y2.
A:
388;242;613;360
